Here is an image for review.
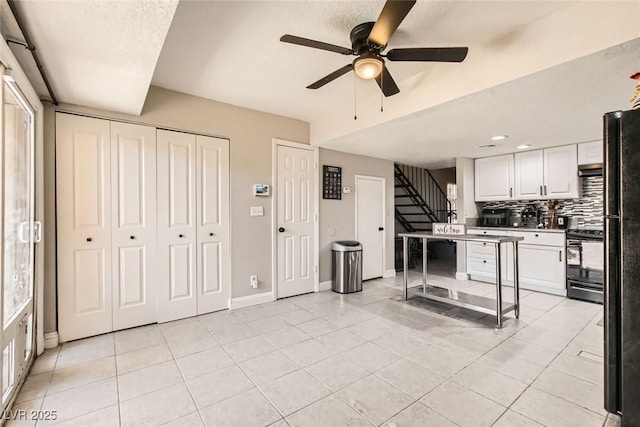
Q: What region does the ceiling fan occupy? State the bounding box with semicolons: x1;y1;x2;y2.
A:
280;0;468;97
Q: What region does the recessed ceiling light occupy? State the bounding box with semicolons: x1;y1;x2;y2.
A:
491;135;508;141
517;144;532;149
478;144;497;149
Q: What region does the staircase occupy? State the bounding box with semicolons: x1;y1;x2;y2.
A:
395;164;453;232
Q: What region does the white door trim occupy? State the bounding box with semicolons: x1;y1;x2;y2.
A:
271;139;319;301
354;175;386;280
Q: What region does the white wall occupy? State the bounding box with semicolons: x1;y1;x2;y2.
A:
455;157;477;278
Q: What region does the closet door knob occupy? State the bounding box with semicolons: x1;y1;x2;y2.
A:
130;235;135;240
86;237;92;242
179;234;184;238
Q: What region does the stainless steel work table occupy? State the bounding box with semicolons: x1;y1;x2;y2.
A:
399;233;524;328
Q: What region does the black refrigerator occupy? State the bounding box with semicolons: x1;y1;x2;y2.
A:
604;108;640;425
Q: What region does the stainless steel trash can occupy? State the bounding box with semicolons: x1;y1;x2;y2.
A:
331;241;363;294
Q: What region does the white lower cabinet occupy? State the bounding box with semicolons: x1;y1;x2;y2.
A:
517;244;566;294
466;228;566;296
57;114;231;341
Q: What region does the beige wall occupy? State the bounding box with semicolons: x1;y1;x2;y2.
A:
43;86;310;333
319;148;395;283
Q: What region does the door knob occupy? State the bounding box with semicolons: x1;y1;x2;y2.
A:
86;237;92;242
278;227;285;233
378;227;384;231
130;236;135;240
179;234;184;238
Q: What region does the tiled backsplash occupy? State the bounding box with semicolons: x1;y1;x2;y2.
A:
481;176;603;229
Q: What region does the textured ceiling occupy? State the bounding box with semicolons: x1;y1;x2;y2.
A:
152;0;573;122
11;0;178;115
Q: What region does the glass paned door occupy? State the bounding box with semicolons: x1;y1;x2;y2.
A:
1;79;36;406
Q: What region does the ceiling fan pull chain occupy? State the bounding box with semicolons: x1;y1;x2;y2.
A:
354;72;358;120
380;62;384;112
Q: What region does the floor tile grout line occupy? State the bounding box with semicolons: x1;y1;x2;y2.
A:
494;313;606;425
21;278;603;427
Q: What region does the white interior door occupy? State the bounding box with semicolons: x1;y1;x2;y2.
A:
1;80;36;406
356;176;385;280
56;113;112;342
111;122;157;330
157;130;197;322
277;144;315;298
196;135;230;315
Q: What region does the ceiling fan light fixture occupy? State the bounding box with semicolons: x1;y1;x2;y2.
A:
353;54;383;80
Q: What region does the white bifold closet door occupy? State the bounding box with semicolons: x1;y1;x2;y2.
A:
57;114;113;342
57;114;158;341
195;135;230;315
110;122;157;331
157;130;230;323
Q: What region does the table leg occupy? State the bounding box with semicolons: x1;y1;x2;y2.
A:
513;241;520;319
495;242;503;329
403;236;408;300
422;238;427;293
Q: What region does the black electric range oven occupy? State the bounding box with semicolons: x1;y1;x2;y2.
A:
566;229;604;304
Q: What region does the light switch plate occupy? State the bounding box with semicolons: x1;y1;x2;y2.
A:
250;206;264;216
343;186;351;194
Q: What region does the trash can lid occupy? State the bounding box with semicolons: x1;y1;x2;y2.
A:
332;241;362;251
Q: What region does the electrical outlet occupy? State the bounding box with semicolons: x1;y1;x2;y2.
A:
250;275;258;289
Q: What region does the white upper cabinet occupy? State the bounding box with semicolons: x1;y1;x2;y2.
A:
474;154;514;201
544;145;579;199
578;140;603;165
514;150;544;200
475;145;579;201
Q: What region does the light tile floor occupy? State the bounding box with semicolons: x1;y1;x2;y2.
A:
10;269;609;427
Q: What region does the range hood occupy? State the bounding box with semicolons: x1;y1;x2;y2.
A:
578;163;603;177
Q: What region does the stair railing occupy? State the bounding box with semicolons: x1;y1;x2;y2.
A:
395;164;452;223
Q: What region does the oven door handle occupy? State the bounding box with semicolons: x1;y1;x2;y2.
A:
569;285;603;294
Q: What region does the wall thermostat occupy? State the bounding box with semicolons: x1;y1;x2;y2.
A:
253;184;270;197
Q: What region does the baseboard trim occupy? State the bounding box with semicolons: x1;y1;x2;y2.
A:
44;332;59;349
319;281;332;292
383;269;396;278
455;272;469;281
229;292;274;310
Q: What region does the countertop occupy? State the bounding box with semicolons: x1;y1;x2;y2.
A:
467;226;567;234
398;232;524;244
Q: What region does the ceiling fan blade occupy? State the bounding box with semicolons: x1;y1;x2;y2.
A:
375;66;400;97
307;64;353;89
387;47;469;62
368;0;416;48
280;34;354;55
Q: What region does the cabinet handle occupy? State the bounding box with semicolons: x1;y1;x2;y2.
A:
509;187;513;198
559;251;562;262
482;242;486;246
179;234;184;238
535;234;539;237
130;235;135;240
544;185;548;195
540;185;543;195
209;232;214;237
86;237;92;242
483;260;487;263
